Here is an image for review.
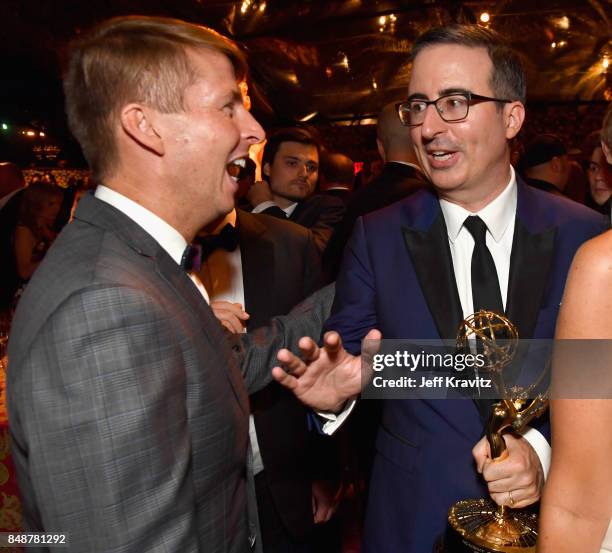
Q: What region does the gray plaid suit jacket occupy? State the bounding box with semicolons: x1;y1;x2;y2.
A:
7;193;334;553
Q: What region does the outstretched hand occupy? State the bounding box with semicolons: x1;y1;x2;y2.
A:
272;329;382;413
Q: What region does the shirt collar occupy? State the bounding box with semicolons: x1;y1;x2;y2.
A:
440;166;517;244
284;202;298;217
95;185;188;266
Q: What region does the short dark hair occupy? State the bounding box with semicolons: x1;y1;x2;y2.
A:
323;152;355;186
261;127;321;176
411;24;526;104
64;15;246;182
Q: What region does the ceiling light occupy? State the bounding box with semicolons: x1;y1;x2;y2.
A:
299;112;318;122
552;16;570;30
479;12;490;24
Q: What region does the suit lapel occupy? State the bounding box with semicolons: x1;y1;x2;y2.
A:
155;251;249;413
402;209;463;340
236;211;275;330
506;184;557;340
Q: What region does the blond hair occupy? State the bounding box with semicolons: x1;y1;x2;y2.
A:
64;16;246;181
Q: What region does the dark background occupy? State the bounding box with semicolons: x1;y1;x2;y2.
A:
1;0;610;167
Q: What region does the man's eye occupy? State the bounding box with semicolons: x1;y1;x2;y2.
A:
411;102;426;113
286;160;297;167
445;97;465;109
306;164;318;173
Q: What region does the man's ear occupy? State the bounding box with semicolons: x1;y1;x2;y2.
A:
602;141;612;165
262;162;271;178
505;101;525;140
376;138;386;164
550;156;561;173
119;104;165;156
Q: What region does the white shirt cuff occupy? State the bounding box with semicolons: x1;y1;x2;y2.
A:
251;201;279;214
520;426;551;480
316;398;357;435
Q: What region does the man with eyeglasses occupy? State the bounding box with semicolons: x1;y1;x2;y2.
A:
319;24;608;552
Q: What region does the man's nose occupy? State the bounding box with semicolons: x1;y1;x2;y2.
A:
420;103;447;140
242;110;265;145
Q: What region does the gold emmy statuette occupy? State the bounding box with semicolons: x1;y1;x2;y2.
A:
442;310;549;553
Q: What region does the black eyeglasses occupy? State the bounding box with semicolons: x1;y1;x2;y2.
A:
396;92;513;127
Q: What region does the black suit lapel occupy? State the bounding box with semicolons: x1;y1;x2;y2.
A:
236;211;275;330
402;211;463;339
506;218;557;339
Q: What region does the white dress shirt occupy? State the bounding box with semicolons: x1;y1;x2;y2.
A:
439;167;551;478
251;200;298;217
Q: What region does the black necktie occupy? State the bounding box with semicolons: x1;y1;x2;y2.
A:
194;223;239;261
463;216;504;315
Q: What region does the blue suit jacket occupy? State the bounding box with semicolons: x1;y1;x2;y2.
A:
324;179;607;553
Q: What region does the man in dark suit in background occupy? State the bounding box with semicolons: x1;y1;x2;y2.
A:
196;208;340;553
323;102;427;277
247;127;346;256
521;134;572;197
320;152;355;205
7;16;341;553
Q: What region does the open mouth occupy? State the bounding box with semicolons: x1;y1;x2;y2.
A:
226;157;249;181
429;150;454;162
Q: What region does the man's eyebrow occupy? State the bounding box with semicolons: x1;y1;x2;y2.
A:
282;155;318;165
407;88;472;101
221;89;243;104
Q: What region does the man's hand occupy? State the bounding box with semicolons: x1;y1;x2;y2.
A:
312;480;343;524
271;329;381;413
473;432;544;508
211;301;249;334
245;180;274;207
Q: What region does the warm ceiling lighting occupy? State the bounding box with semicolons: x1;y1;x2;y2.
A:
552;15;570;30
26;130;36;137
379;16;386;25
389;14;396;22
39;131;45;137
259;2;266;12
603;56;610;71
551;42;557;49
299;112;318;122
479;12;490;24
372;78;378;90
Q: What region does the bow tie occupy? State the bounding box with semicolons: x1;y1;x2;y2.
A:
194;223;239;261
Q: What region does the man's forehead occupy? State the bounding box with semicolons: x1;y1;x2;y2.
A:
278;141;319;160
409;44;492;93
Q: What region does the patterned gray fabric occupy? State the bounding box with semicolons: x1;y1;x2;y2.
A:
7;193;334;553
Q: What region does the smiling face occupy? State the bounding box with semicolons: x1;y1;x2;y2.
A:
408;44;524;210
158;48;265;227
264;141;319;207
